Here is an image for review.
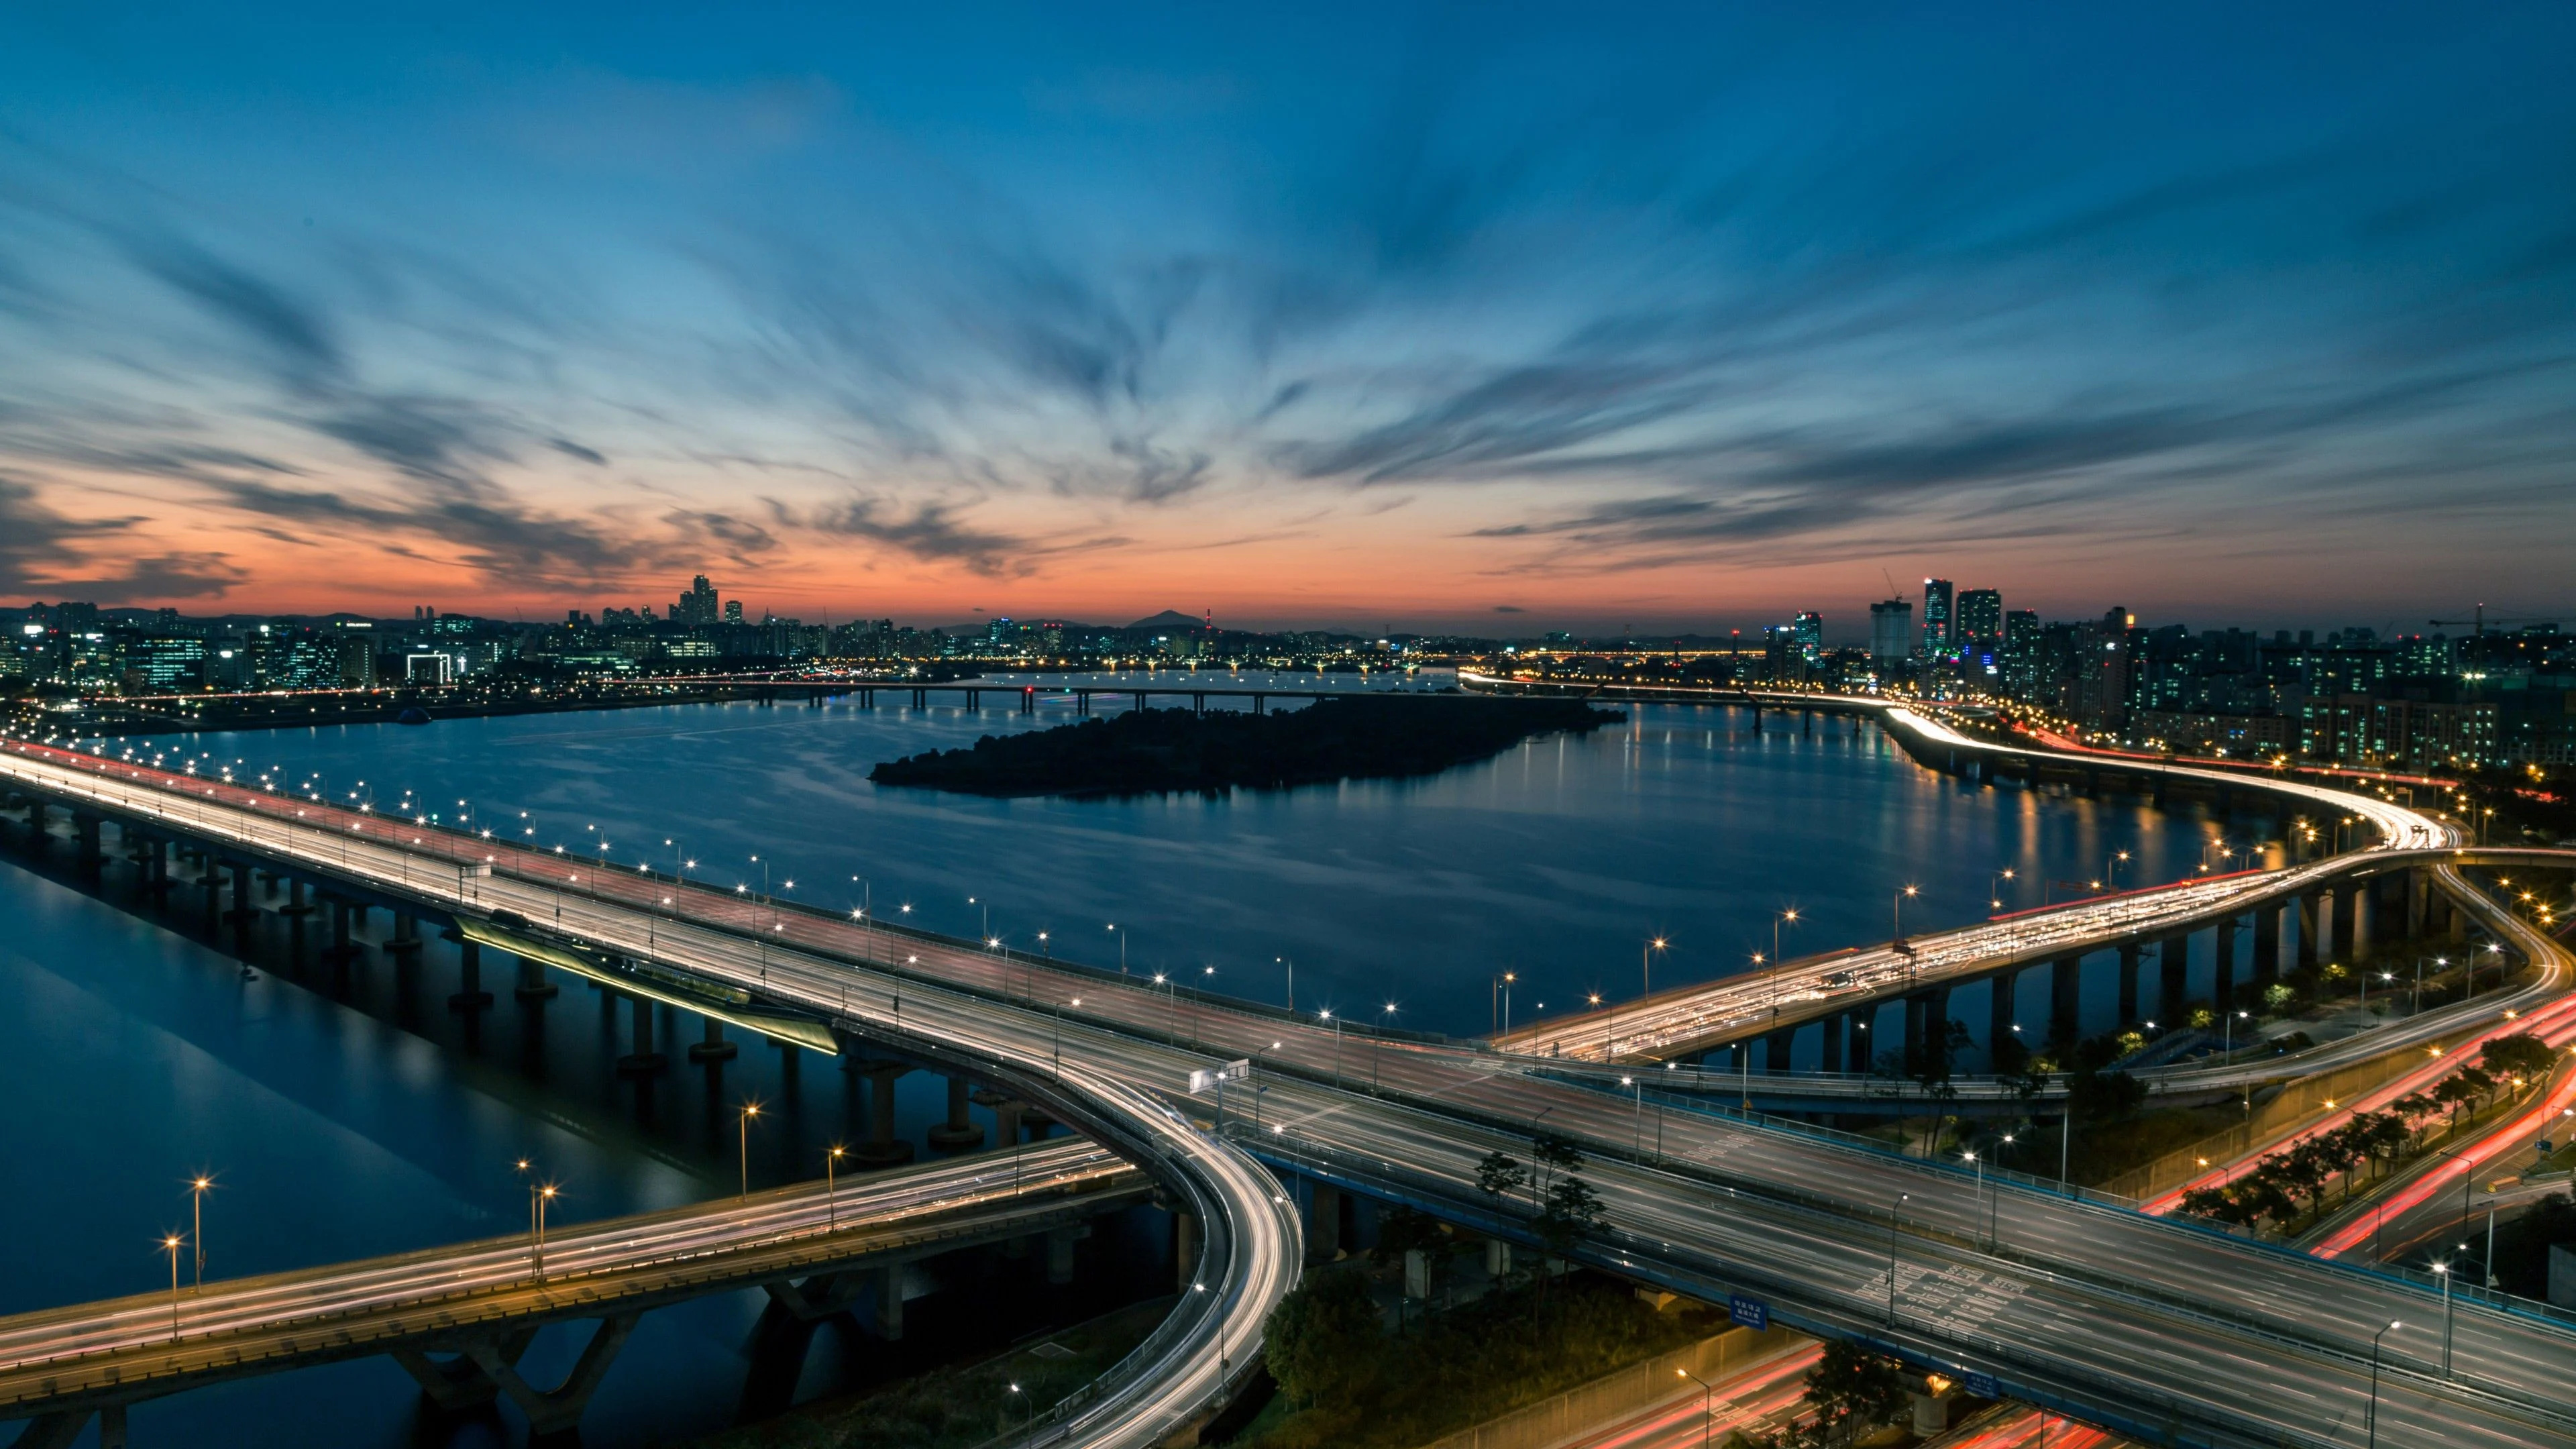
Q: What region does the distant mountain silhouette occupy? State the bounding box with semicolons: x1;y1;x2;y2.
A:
1125;609;1206;631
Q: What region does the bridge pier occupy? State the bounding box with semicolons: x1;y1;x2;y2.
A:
2049;955;2081;1049
1988;972;2017;1063
928;1075;985;1150
616;996;666;1075
72;812;101;875
323;896;365;969
18;797;44;852
852;1063;913;1166
450;940;494;1009
515;952;557;1001
873;1266;906;1340
2294;894;2318;973
2157;933;2189;1025
2351;882;2373;959
2116;942;2141;1024
1047;1223;1088;1284
2252;902;2282;987
2213;917;2239;1012
2313;885;2337;961
2406;868;2429;939
1764;1024;1794;1073
398;1312;640;1436
689;1018;737;1063
1820;1012;1846;1073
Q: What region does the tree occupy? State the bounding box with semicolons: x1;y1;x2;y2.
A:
1803;1341;1909;1447
2483;1032;2555;1082
1264;1270;1382;1406
1475;1150;1528;1212
1532;1130;1585;1205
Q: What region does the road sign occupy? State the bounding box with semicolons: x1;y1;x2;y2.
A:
1189;1059;1252;1095
1728;1294;1768;1330
1964;1372;1999;1399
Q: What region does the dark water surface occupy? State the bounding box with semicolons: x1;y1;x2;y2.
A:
5;683;2283;1444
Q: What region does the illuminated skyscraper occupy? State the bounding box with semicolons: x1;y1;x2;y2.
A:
1920;579;1954;663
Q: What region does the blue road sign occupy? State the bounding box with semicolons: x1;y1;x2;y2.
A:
1964;1371;2000;1399
1729;1294;1768;1330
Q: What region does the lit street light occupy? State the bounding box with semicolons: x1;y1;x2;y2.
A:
187;1173;214;1291
1676;1366;1717;1447
2367;1320;2402;1449
161;1234;185;1342
739;1101;763;1197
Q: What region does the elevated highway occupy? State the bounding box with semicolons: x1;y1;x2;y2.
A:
5;734;2573;1448
0;1141;1142;1446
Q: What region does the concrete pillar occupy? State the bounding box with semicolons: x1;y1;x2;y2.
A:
689;1018;737;1063
2294;894;2319;972
74;812;101;871
616;996;666;1075
928;1075;984;1150
1485;1238;1513;1279
2313;886;2337;961
1307;1182;1342;1260
2158;934;2190;1025
386;912;421;955
1764;1025;1795;1074
1988;971;2017;1063
1046;1224;1087;1285
2116;942;2142;1024
1174;1212;1198;1291
994;1100;1025;1147
2352;883;2373;959
2253;902;2282;984
229;857;252;926
2406;869;2428;939
1903;994;1929;1069
1821;1012;1847;1073
2049;955;2082;1048
450;939;494;1009
515;951;557;1001
2214;918;2239;1012
875;1267;904;1340
2451;900;2467;944
857;1066;912;1165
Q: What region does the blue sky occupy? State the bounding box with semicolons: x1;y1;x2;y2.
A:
1;3;2569;632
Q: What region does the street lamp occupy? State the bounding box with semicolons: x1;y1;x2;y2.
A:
2368;1319;2402;1449
1893;885;1919;944
739;1101;763;1197
1676;1367;1716;1447
2433;1262;2455;1375
188;1173;214;1291
161;1233;185;1341
826;1145;847;1229
1964;1148;1987;1250
1377;1003;1398;1090
1886;1192;1910;1326
1108;922;1126;975
533;1183;557;1281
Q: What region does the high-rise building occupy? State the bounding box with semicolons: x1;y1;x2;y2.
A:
1956;589;2002;651
2002;609;2041;699
675;575;720;626
1869;598;1913;667
1792;611;1823;662
1921;579;1954;663
722;599;745;625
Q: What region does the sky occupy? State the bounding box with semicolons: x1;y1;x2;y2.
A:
1;3;2570;637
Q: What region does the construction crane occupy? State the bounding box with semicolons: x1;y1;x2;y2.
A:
2429;605;2561;637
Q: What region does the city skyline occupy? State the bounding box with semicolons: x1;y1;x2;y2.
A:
3;5;2571;630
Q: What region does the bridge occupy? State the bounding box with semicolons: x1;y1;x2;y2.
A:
0;1140;1144;1447
4;717;2573;1449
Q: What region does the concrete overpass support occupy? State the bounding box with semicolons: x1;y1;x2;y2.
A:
2253;902;2282;985
450;940;494;1010
2115;943;2142;1024
1820;1012;1846;1073
2314;885;2337;961
1304;1181;1341;1260
1173;1212;1199;1291
874;1268;905;1340
855;1065;913;1167
72;812;100;874
928;1075;985;1149
2213;917;2239;1012
2157;933;2190;1025
514;951;556;1001
1988;972;2017;1063
616;996;666;1075
2294;894;2318;972
1764;1024;1795;1073
2351;881;2373;959
688;1018;737;1063
2407;869;2428;939
1046;1224;1088;1285
2049;955;2081;1049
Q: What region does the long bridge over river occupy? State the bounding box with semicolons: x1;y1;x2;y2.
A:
2;699;2572;1449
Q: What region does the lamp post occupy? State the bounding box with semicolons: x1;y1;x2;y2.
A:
533;1183;556;1281
1886;1192;1910;1326
1321;1009;1342;1089
826;1145;846;1229
1893;885;1919;945
1964;1149;1986;1250
1108;922;1126;975
2434;1260;2455;1375
188;1173;213;1291
2367;1319;2402;1449
162;1234;185;1342
1377;1003;1398;1091
1280;955;1295;1012
739;1102;763;1197
1676;1367;1716;1448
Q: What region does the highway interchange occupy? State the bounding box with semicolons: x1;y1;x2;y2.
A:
4;703;2574;1448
